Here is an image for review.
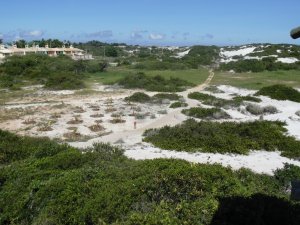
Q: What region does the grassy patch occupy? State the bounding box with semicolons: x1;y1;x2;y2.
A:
182;107;230;120
143;119;300;158
86;67;209;86
212;70;300;89
255;84;300;102
118;72;194;92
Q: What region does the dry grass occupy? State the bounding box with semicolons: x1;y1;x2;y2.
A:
67;116;83;125
89;123;105;132
90;113;104;118
22;118;36;125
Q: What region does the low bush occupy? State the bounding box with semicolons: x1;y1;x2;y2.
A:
152;93;180;101
170;101;188;108
143;119;300;158
188;92;243;108
0;55;91;90
233;95;261;103
1;129;300;224
182;107;230;120
124;92;151;103
255;85;300;102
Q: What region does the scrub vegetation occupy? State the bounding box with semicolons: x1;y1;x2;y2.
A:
118;72;194;92
143;119;300;158
1;130;300;225
0;55;104;90
255;84;300;102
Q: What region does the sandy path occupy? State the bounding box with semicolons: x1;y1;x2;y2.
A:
71;70;215;148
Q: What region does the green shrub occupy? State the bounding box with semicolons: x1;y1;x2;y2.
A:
1;129;300;224
152;93;180;101
188;92;243;108
118;73;194;92
0;55;88;90
143;119;300;158
233;95;261;103
255;85;300;102
182;107;230;120
124;92;151;103
45;72;85;90
170;102;188;108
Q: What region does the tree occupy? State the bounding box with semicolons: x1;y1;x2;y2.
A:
16;39;26;48
0;39;3;44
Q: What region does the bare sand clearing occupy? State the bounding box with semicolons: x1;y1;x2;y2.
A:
1;70;300;175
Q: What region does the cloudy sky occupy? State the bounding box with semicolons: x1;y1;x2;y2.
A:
1;0;299;46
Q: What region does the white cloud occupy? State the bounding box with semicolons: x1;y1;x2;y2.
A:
85;30;113;38
130;30;148;40
149;33;165;40
28;30;43;37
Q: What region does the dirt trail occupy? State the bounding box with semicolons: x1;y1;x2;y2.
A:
71;70;215;148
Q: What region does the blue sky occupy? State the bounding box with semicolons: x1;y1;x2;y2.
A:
1;0;300;46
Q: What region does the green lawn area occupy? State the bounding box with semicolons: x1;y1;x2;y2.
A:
212;70;300;90
85;67;209;87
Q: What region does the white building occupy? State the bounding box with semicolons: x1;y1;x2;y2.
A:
0;44;93;60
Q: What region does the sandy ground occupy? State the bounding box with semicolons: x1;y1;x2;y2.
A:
1;70;300;175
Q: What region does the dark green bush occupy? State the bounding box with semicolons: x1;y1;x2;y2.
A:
170;101;188;108
124;92;151;103
188;92;243;107
1;130;300;224
255;85;300;102
0;55;90;90
143;119;300;158
182;107;230;119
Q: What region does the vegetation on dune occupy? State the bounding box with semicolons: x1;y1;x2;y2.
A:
1;130;300;224
182;107;230;120
255;84;300;102
0;55;104;90
170;101;188;108
125;92;181;104
233;95;262;103
219;58;300;73
118;72;194;92
188;92;244;108
124;92;151;103
183;45;220;67
143;119;300;158
152;93;180;101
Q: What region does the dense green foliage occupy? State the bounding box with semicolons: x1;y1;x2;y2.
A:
1;130;300;224
219;58;300;73
255;84;300;102
182;107;230;120
152;93;180;101
188;92;243;107
233;95;262;103
124;92;151;103
170;101;188;108
133;60;188;70
118;72;194;92
183;45;219;67
0;55;103;89
143;119;300;158
125;92;181;103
